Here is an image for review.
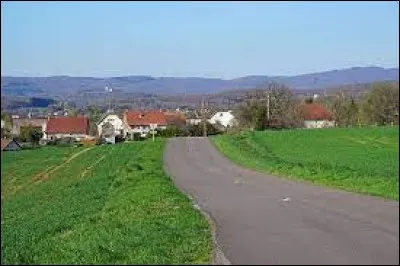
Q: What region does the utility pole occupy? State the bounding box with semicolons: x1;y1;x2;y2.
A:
202;98;207;137
267;90;270;121
266;83;272;128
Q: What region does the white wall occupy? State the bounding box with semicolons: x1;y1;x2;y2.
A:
304;120;335;129
209;111;235;127
128;125;167;135
47;133;91;141
186;119;202;125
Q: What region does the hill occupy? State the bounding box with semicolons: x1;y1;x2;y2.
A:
1;66;398;97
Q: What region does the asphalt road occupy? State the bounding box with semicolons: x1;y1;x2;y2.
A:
163;137;399;265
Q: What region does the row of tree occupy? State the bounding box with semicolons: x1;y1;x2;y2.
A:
326;82;399;127
235;83;304;130
234;81;399;130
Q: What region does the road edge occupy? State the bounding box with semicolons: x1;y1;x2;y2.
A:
163;138;231;265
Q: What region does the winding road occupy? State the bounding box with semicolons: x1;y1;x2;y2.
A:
163;137;399;265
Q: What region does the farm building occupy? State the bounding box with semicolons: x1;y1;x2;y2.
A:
1;139;22;152
301;103;335;129
11;118;47;139
123;110;167;138
46;116;91;141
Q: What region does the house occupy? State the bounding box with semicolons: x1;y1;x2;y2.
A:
1;139;22;152
97;112;127;137
11;118;47;139
208;110;236;128
46;116;90;140
186;110;205;126
123;110;167;138
301;103;335;129
97;112;129;144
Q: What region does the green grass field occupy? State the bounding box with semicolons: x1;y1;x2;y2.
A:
1;141;212;265
212;127;399;200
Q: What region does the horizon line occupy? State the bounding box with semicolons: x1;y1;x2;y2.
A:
1;65;399;80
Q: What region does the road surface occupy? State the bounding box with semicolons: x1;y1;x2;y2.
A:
163;137;399;265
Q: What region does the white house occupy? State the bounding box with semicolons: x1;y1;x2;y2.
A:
208;111;236;127
302;103;335;129
97;113;127;137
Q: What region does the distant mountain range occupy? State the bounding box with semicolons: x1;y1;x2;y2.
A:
1;66;398;97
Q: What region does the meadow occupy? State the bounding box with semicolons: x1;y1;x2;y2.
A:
1;141;212;265
212;127;399;200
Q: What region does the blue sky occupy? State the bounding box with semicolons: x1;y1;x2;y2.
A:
1;1;398;78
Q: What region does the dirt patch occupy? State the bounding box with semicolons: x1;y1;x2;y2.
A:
33;146;95;183
80;154;106;178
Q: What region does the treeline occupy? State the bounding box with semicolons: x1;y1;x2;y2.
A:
233;81;399;130
326;81;399;127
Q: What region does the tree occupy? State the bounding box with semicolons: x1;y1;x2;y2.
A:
19;126;43;144
30;129;43;144
68;108;78;117
159;125;180;138
361;82;399;126
331;93;360;127
236;83;303;130
1;111;12;138
87;106;101;136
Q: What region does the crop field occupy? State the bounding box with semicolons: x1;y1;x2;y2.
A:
1;141;212;265
212;127;399;200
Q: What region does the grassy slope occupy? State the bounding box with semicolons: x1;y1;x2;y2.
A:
212;127;399;200
1;141;212;265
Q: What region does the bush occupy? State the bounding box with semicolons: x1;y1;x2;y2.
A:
133;133;145;141
19;126;43;144
47;137;77;146
115;135;125;143
159;125;180;138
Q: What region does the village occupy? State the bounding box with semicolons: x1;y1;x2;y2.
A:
1;98;338;152
0;107;240;150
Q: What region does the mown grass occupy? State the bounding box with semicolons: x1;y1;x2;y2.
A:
1;140;212;265
212;127;399;200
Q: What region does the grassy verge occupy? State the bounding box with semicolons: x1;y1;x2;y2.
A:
1;140;212;264
212;127;399;200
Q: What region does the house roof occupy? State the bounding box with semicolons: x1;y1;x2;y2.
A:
124;111;167;126
97;112;123;125
301;103;333;121
1;139;21;151
164;112;186;126
12;118;47;128
46;116;89;134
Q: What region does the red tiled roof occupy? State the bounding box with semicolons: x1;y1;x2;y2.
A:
124;111;167;126
301;103;333;121
164;112;186;126
46;116;89;134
